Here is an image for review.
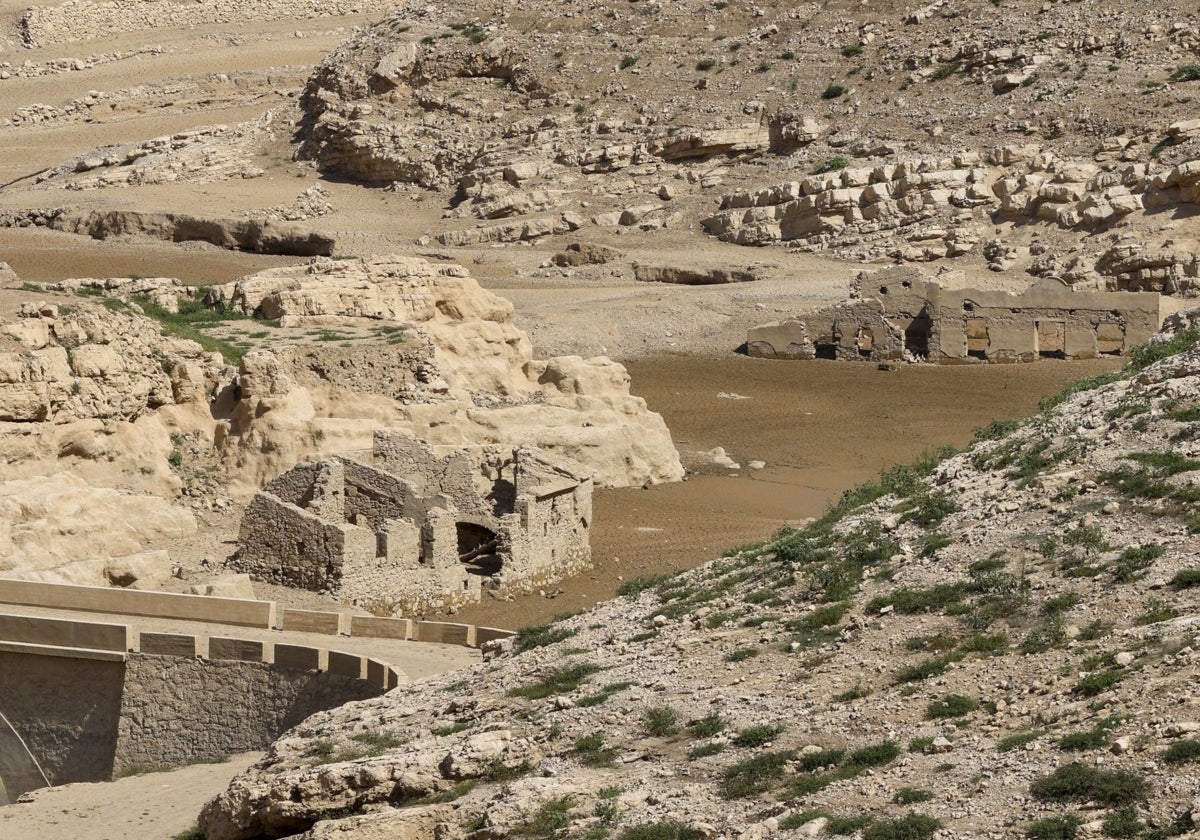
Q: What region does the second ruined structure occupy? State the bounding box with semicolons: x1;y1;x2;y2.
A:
747;268;1185;364
234;431;592;614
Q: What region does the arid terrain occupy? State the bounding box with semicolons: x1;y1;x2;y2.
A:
3;0;1200;836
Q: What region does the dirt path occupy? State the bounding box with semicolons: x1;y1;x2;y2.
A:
0;751;260;840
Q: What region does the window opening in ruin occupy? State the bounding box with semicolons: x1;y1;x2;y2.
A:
1036;320;1066;359
965;317;989;360
856;328;874;357
486;477;517;516
905;316;931;357
457;522;501;576
962;301;975;313
1096;321;1126;356
814;335;837;359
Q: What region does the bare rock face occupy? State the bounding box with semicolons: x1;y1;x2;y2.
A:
0;475;194;573
212;256;683;489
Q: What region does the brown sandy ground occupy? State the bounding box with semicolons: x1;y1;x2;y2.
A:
0;751;260;840
451;354;1122;629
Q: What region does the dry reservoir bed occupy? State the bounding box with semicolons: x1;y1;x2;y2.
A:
453;353;1123;629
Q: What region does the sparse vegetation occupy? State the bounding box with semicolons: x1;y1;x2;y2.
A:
1030;764;1148;806
731;723;784;748
1162;738;1200;765
641;705;680;736
508;662;603;699
821;84;847;99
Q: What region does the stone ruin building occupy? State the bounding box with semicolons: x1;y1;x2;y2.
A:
747;268;1187;364
234;431;592;615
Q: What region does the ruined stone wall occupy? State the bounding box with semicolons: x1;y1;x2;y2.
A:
508;487;592;587
926;281;1163;361
342;459;425;534
371;431;503;520
0;651;123;785
235;492;355;591
114;653;381;773
746;299;905;362
264;461;326;507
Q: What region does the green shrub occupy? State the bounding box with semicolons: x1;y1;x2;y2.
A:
687;713;725;738
846;741;900;768
895;490;958;528
573;732;617;767
1026;814;1083;840
1171;568;1200;588
514;796;576;840
894;653;960;684
725;646;759;662
867;584;965;615
620;55;638;69
508;662;603;699
927;694;979;719
861;813;940;840
792;602;851;630
893;787;933;805
577;681;634;708
1163;738;1200;765
721;750;795;798
821;84;847;99
1129;329;1200;371
641;706;680;737
696;58;716;71
172;827;205;840
688;742;726;758
618;822;705;840
618;574;673;598
998;731;1044;752
1101;807;1142;838
1029;763;1148;806
1073;668;1122;697
833;684;871;702
732;724;784;748
827;814;874;834
1171;64;1200;82
972;419;1021;444
514;623;576;653
841;44;863;57
1022;616;1068;655
797;748;844;772
1134;598;1178;626
960;632;1009;655
908;737;935;754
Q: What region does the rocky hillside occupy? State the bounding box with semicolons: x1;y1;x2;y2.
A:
200;321;1200;840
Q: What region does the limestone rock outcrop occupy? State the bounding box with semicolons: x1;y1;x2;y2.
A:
210;256;683;489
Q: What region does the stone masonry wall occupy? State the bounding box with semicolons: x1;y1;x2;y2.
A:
114;653;381;773
0;651;124;785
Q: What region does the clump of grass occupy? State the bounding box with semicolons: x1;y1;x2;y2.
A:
893;787;934;805
1162;738;1200;764
1171;64;1200;82
573;732;617;767
721;750;795;798
1029;763;1148;806
641;705;680;737
998;731;1045;752
725;646;759;662
618;822;705;840
846;741;900;768
821;83;846;99
841;44;863;57
1058;715;1121;751
867;583;965;615
1101;807;1142;838
508;662;603;699
687;713;725;738
513;796;575;840
1171;568;1200;588
620;55;638;69
1026;814;1083;839
689;742;726;759
862;813;940;840
732;723;785;748
833;683;871;702
926;694;979;719
514;622;576;653
894;653;961;684
1073;668;1122;697
618;574;674;598
577;681;634;708
1134;597;1178;626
